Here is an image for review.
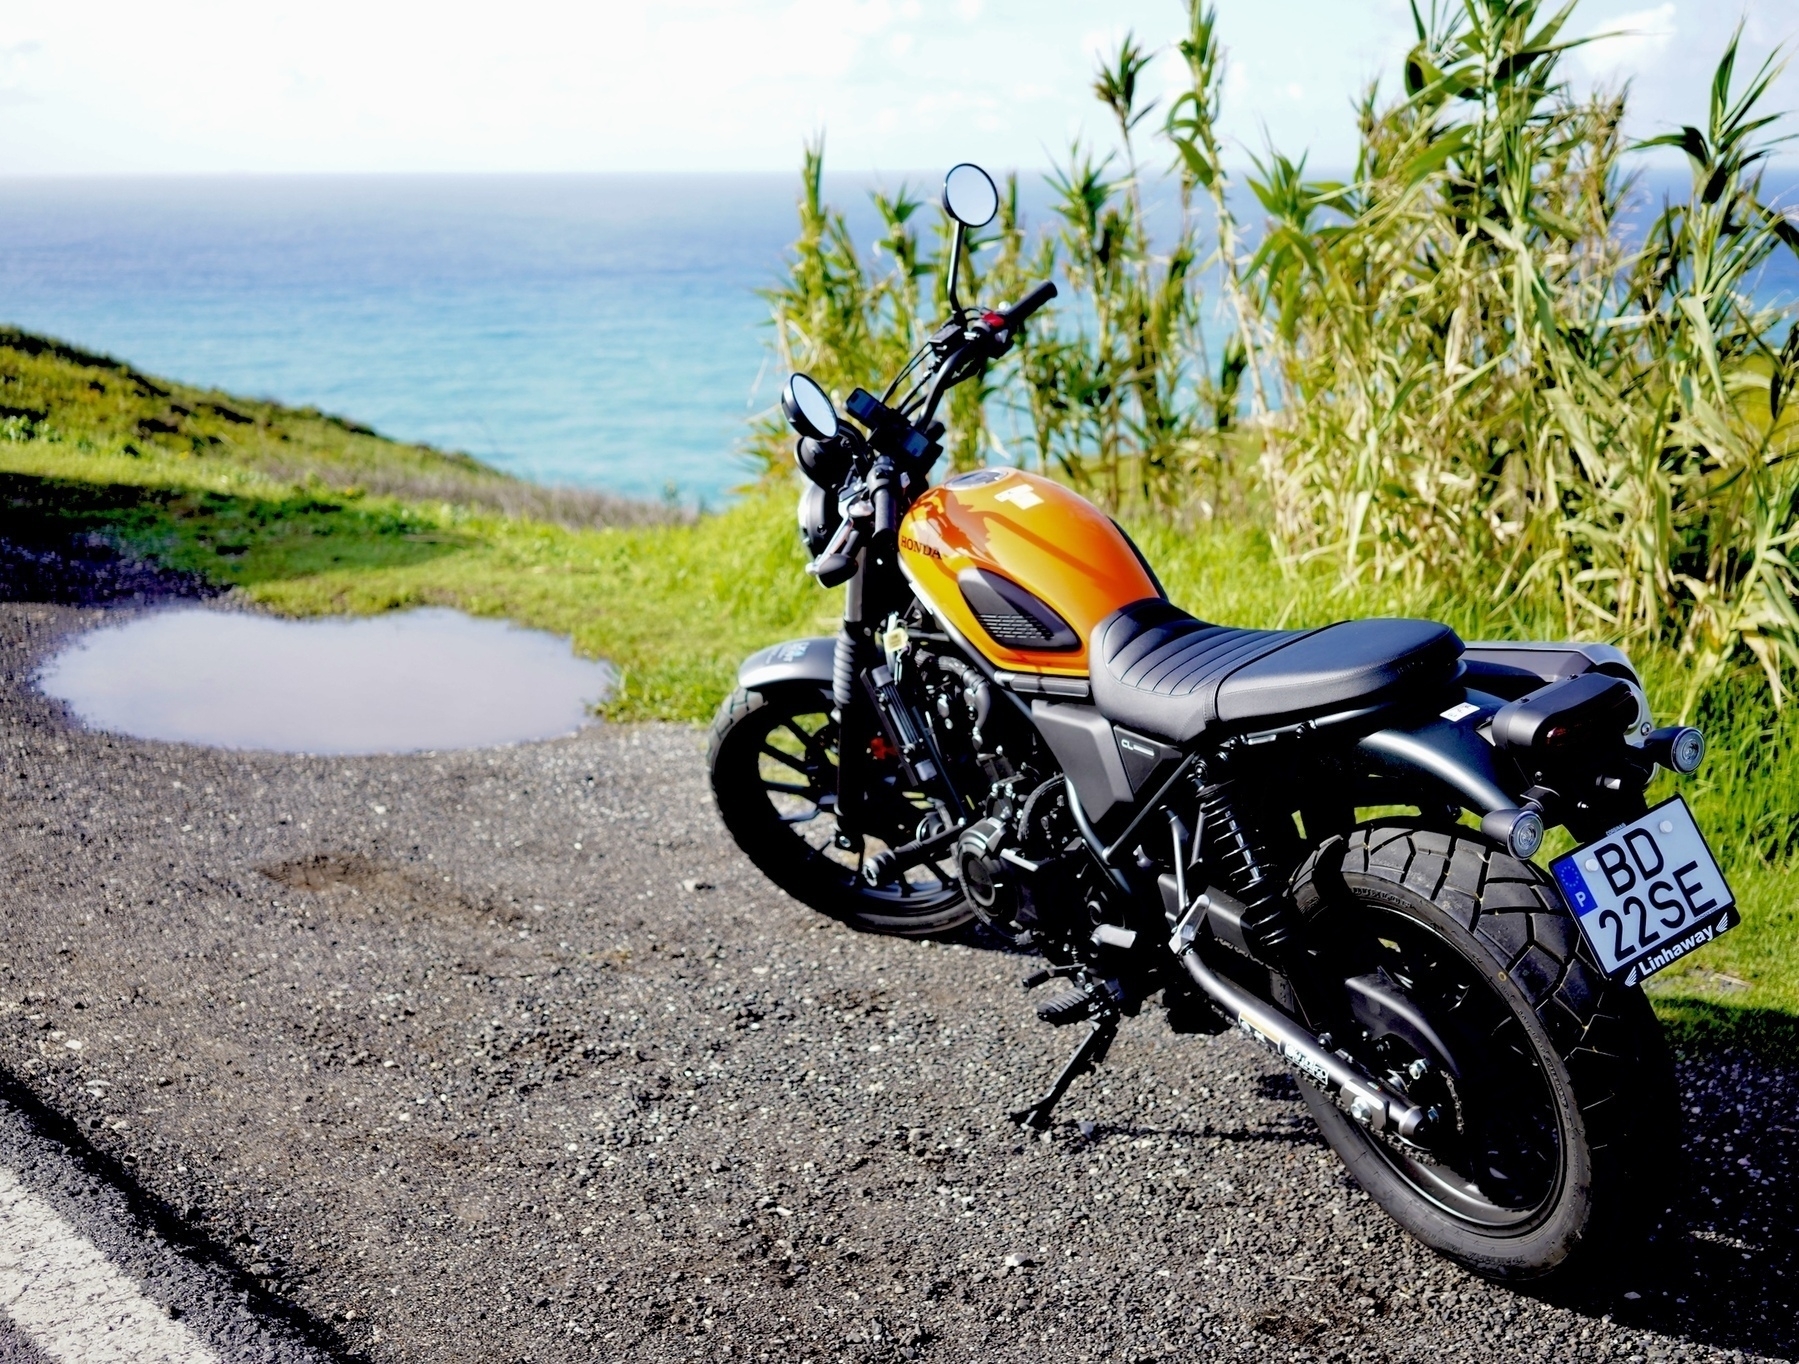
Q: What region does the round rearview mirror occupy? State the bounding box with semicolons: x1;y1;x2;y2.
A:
942;163;999;228
782;373;839;442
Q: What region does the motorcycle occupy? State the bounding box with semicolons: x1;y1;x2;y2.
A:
708;163;1732;1280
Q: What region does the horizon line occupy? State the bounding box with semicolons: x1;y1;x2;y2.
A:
0;154;1764;181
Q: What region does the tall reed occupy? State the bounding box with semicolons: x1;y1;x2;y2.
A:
1237;2;1799;708
758;0;1799;703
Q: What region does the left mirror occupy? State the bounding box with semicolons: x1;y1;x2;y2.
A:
942;163;999;228
783;373;839;441
784;370;838;440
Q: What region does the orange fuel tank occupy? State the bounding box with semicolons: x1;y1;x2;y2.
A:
897;468;1160;676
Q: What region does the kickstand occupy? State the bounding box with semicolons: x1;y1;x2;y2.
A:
1008;1016;1119;1131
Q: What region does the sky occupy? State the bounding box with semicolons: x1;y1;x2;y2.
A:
0;0;1794;175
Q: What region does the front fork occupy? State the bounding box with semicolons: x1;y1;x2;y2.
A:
829;551;890;845
830;553;964;849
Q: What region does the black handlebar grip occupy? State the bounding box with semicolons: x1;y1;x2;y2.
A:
810;552;858;588
1001;280;1058;329
873;484;898;538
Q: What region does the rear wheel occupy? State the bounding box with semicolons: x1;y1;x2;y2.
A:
1285;824;1679;1280
707;682;971;937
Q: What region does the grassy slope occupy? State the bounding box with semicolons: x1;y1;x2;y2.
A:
0;331;833;720
1;331;1791;1045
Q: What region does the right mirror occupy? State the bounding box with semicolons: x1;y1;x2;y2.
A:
942;163;999;228
782;373;839;442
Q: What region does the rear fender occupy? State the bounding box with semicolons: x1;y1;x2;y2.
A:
1355;711;1519;817
1461;639;1640;687
737;637;838;693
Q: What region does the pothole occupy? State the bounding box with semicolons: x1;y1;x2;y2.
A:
36;606;616;754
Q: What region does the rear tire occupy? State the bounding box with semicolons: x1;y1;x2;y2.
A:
1286;823;1679;1281
707;682;971;937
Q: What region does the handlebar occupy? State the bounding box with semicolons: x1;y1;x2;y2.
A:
792;279;1062;590
999;280;1057;330
869;456;900;544
798;280;1062;539
916;279;1056;424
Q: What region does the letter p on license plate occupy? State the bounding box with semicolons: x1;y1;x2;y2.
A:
1551;796;1737;986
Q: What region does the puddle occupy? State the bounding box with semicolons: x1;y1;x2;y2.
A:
36;607;617;754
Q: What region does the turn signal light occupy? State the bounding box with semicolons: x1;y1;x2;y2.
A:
1644;725;1705;775
1481;807;1545;859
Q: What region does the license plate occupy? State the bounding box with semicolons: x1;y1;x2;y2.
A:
1550;796;1738;986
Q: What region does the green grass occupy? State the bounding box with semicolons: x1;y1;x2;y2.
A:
0;330;834;721
0;330;1792;1050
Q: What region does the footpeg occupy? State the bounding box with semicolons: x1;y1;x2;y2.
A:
1034;987;1091;1026
1028;973;1123;1027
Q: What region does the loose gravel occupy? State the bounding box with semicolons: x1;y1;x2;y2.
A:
0;589;1794;1363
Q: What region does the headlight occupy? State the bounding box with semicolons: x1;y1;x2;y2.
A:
797;482;841;555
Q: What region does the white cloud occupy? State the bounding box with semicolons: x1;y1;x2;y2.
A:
0;0;1788;174
1575;3;1678;82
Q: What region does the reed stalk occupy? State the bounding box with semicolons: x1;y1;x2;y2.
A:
761;1;1799;703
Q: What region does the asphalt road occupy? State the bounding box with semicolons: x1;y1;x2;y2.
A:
0;571;1795;1362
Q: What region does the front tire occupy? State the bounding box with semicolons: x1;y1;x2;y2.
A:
707;682;972;937
1286;823;1679;1281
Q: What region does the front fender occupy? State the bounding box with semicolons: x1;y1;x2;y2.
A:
1355;711;1518;816
737;636;838;694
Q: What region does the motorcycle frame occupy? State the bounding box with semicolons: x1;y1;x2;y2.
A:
753;265;1672;1141
737;545;1663;1138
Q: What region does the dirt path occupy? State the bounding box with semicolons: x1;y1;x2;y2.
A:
0;594;1793;1363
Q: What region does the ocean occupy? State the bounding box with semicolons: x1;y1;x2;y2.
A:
1;172;1792;506
0;175;812;505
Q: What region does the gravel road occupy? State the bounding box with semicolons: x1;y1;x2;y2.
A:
0;582;1794;1363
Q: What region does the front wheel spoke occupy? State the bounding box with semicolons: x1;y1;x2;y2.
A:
760;743;811;775
738;697;965;914
763;780;818;797
780;719;831;760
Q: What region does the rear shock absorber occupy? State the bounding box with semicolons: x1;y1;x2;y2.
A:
1199;780;1300;957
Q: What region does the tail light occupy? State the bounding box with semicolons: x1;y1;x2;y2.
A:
1491;673;1640;756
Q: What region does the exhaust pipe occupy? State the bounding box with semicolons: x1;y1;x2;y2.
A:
1173;924;1432;1141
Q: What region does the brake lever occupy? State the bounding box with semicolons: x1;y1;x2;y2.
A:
808;519;862;588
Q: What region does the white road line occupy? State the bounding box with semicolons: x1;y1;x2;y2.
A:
0;1165;219;1363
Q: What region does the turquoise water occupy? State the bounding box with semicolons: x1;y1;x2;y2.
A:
2;173;1791;507
0;175;808;505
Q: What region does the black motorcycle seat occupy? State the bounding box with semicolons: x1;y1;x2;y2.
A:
1088;598;1463;744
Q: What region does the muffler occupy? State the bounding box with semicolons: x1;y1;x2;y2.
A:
1172;917;1433;1141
